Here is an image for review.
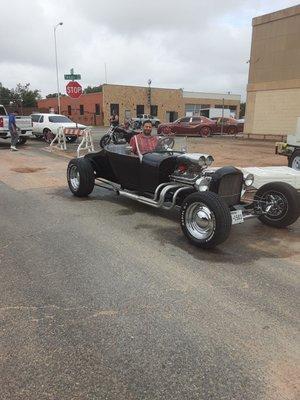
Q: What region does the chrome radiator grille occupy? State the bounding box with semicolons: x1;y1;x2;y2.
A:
217;174;243;206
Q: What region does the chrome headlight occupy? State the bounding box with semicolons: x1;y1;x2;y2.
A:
206;155;214;166
198;156;206;167
195;177;210;192
244;173;254;187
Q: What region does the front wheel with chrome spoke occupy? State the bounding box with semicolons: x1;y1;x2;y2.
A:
180;192;232;249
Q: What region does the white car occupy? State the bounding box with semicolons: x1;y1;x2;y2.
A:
31;113;86;143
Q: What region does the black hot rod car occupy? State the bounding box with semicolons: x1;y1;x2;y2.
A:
67;140;299;249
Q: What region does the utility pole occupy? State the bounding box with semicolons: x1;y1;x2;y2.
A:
148;79;152;113
54;22;63;113
104;63;108;84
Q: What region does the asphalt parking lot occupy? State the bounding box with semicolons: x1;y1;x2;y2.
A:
0;134;299;400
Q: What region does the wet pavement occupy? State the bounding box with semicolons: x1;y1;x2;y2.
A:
0;136;299;400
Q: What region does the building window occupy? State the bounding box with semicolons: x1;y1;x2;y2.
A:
95;104;100;115
110;103;119;116
229;106;237;111
80;105;84;115
68;105;72;115
136;104;144;116
185;104;210;116
150;105;158;116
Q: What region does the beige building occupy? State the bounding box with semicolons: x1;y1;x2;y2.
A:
245;5;300;136
102;84;183;126
102;84;240;126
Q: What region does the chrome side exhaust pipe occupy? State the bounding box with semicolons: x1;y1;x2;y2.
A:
119;183;188;209
95;179;191;210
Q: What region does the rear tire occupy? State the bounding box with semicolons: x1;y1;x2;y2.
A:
180;192;232;249
199;126;212;137
254;182;299;227
67;158;95;197
17;137;27;145
288;150;300;170
227;126;237;135
43;129;55;143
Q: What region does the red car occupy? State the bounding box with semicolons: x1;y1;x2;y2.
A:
210;117;244;135
157;116;215;137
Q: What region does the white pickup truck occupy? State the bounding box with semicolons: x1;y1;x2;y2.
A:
0;104;32;145
132;114;161;128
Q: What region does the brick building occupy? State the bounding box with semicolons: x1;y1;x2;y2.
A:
245;5;300;136
38;84;240;126
37;92;103;126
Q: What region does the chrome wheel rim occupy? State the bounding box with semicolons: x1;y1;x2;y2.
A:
69;165;80;190
262;191;288;219
292;156;300;170
185;202;216;240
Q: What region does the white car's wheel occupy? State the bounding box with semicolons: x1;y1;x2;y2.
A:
43;129;55;143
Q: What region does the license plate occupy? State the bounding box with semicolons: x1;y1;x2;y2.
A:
231;210;244;225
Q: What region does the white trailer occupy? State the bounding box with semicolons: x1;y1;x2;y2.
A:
276;117;300;170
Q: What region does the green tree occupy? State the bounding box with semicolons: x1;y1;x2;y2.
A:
239;102;246;118
11;83;41;107
46;93;58;98
0;82;13;105
46;92;66;98
84;85;102;94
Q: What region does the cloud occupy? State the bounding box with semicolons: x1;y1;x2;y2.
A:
0;0;298;99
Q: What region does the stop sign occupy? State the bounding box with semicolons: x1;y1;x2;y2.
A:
66;81;82;98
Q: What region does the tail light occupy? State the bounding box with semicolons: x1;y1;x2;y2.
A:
0;117;3;128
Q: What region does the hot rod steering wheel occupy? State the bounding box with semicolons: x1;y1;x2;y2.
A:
156;136;175;151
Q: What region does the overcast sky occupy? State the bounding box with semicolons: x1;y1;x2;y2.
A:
0;0;298;99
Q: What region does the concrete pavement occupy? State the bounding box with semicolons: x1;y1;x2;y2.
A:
0;139;299;400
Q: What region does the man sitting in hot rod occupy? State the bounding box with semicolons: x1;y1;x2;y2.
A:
130;120;158;156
